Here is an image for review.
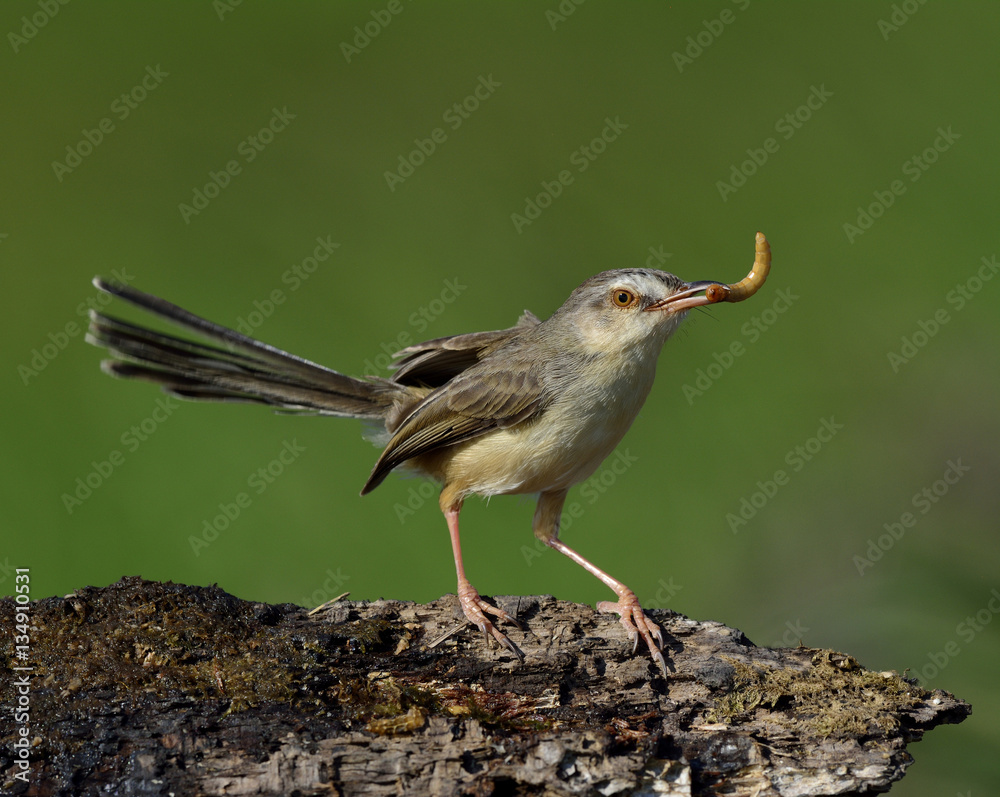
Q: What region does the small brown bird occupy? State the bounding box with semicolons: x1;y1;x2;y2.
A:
87;233;770;674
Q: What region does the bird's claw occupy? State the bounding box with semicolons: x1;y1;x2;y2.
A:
597;591;667;677
457;580;523;660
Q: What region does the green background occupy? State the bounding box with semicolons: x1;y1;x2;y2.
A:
3;2;998;793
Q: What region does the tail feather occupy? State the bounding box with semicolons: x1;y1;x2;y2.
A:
87;278;408;419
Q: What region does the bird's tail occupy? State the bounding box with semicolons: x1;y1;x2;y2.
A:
86;278;412;420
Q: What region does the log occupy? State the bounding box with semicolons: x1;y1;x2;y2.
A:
1;576;969;796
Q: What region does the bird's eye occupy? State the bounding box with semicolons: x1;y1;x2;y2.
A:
611;289;635;308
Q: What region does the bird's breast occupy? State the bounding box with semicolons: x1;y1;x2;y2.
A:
429;350;659;498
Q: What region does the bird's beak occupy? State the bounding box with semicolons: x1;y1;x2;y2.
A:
644;281;721;313
645;232;772;313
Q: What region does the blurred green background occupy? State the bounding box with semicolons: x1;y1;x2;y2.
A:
3;2;997;793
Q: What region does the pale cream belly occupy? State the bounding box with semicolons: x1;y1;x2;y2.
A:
417;372;655;499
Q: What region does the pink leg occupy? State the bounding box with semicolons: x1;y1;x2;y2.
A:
445;504;521;658
533;490;666;675
544;537;667;676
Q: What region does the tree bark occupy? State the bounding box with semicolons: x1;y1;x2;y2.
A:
1;576;969;796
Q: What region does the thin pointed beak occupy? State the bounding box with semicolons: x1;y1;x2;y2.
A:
646;231;772;313
644;281;720;313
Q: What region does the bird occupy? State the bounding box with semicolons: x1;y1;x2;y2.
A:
86;232;771;675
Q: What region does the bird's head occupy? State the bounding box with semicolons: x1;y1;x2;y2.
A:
551;269;710;352
548;232;770;356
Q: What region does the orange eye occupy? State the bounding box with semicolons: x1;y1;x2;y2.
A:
612;289;635;308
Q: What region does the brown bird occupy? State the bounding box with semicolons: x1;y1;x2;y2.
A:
86;233;771;674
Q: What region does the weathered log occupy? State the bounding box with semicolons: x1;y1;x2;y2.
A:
1;576;969;796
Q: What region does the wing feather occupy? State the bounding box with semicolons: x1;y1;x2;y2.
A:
361;343;550;494
390;310;541;386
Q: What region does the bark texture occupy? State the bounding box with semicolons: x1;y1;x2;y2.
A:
0;577;969;796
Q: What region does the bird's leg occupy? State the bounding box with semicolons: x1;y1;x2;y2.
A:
544;537;667;675
534;490;667;676
442;496;522;658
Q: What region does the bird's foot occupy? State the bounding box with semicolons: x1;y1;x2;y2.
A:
457;578;523;660
597;589;667;677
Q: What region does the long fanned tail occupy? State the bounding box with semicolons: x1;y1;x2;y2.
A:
86;278;407;419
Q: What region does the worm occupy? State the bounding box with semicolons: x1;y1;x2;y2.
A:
705;232;771;304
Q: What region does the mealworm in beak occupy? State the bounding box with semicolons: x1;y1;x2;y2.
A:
706;232;771;304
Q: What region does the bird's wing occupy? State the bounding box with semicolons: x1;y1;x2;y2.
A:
361;344;551;494
389;310;541;387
